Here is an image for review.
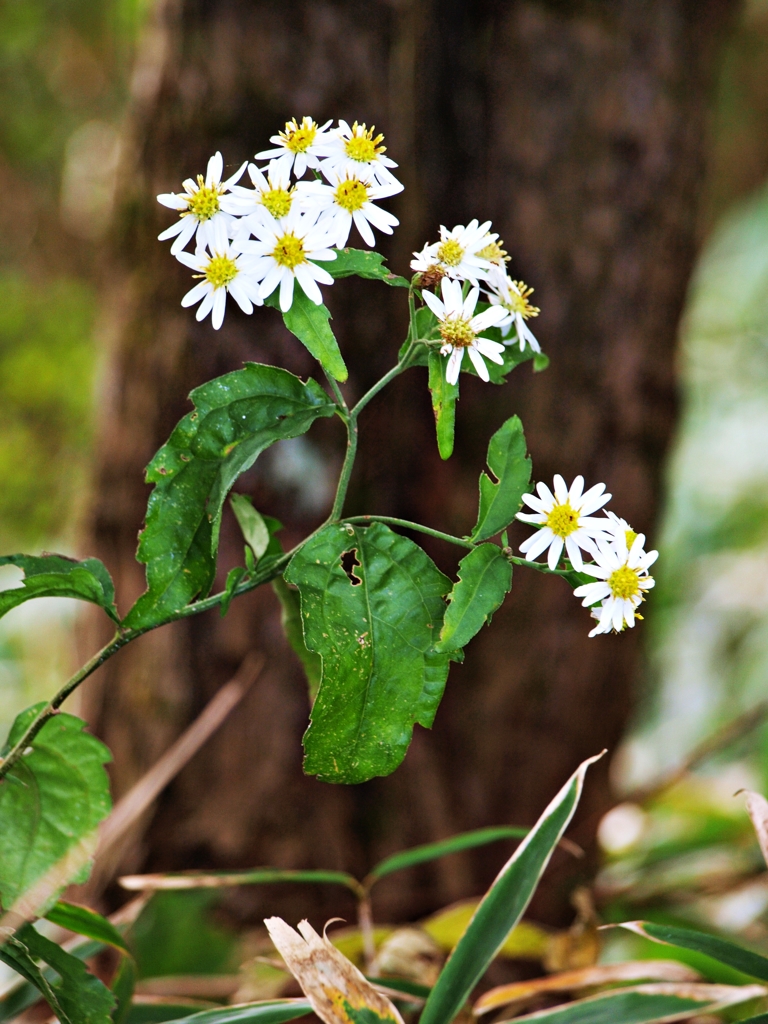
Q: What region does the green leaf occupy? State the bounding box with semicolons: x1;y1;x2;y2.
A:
220;567;246;617
368;826;528;881
46;901;130;955
533;351;550;372
5;924;116;1024
0;554;119;623
124;365;335;630
125;1003;218;1024
230;495;270;560
285;522;452;784
419;754;602;1024
0;939;102;1023
504;983;765;1024
471;416;532;543
616;922;768;982
282;289;347;382
110;954;136;1024
312;248;409;288
0;706;111;910
427;350;458;460
272;578;322;702
160;1001;313;1024
0;933;68;1022
436;545;512;653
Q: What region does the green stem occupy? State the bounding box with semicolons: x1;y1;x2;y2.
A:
0;633;129;781
343;516;474;549
330;416;359;521
324;371;349;415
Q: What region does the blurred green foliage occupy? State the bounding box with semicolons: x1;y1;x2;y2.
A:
0;273;95;547
0;0;146;550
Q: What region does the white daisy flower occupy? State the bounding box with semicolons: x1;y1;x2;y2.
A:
602;511;641;550
412;220;494;284
574;533;658;637
422;277;507;385
517;475;612;571
157;151;246;255
233;207;337;312
475;231;510;268
175;222;264;330
485;267;541;352
296;171;400;248
317;120;403;191
254;116;332;179
220;160;297;225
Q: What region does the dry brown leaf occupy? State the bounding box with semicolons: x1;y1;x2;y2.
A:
371;928;443;987
474;960;702;1015
265;917;404;1024
743;790;768;870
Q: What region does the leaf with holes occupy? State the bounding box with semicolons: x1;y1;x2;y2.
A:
471;416;531;542
0;554;119;624
436;545;512;653
123;364;335;630
428;350;458;460
312;248;409;288
285;522;452;783
0;705;111;910
273;578;322;702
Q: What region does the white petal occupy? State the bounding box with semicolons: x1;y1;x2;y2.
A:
569;476;585;503
579;485;611;516
259;262;283;300
548;536;564;571
169;217;198;254
294;262;323;304
228;279;253;314
475;338;505;363
565;536;583;570
468;345;489;381
422;289;445;319
553;475;569;504
445;347;464;385
181;281;210;307
462;286;480;319
175;248;205;270
520;528;553;562
206;151;224;186
536;481;555;506
196;288;215;322
352;210;376;247
612;599;625;633
157;193;188;210
158;218;187;241
521;493;545;513
279;270;295;311
211;287;227;329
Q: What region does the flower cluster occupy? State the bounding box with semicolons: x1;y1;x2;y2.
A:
411;220;541;382
157;118;403;326
516;476;658;636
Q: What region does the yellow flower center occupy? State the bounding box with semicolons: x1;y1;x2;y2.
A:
608;565;641;600
185;177;221;222
262;187;293;219
545;501;579;538
437;238;464;267
477;239;509;264
279;117;317;154
506;280;540;320
334;178;369;212
439;317;476;349
625;528;638;548
271;232;306;270
205;254;238;289
344;122;386;163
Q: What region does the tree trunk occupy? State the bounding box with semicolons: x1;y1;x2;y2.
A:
84;0;736;927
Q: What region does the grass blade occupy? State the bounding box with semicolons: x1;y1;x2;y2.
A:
419;753;603;1024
